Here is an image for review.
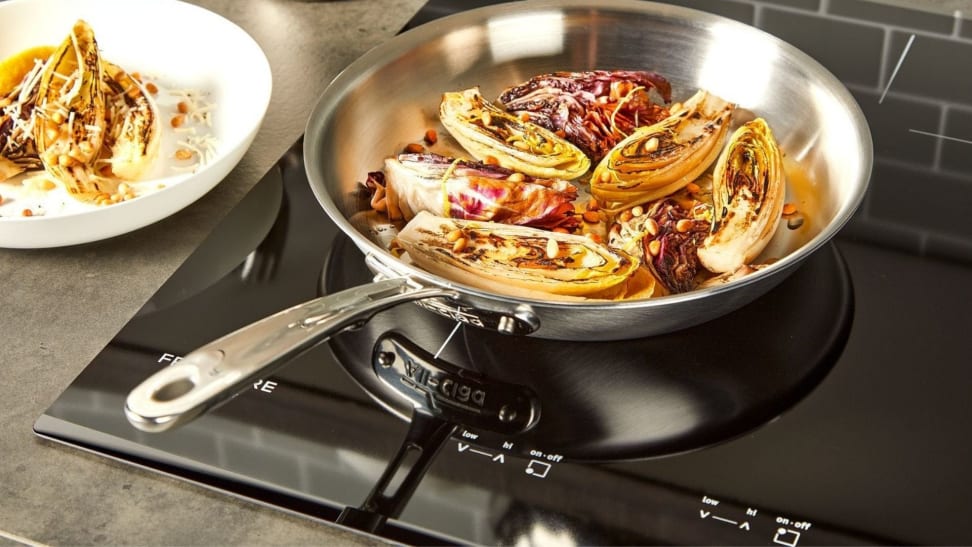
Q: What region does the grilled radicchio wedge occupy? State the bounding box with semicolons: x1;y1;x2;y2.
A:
439;87;591;180
365;153;579;230
698;118;785;273
394;211;640;299
610;197;709;294
590;89;734;211
497;70;673;163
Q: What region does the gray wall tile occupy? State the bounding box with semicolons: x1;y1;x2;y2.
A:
886;31;972;107
829;0;955;34
851;88;940;166
868;161;972;241
941;107;972;174
760;7;884;86
760;0;821;11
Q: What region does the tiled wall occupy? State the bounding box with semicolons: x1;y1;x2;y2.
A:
663;0;972;264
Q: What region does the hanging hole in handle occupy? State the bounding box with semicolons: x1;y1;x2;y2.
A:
151;378;196;402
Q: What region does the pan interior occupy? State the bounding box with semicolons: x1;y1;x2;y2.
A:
302;0;871;339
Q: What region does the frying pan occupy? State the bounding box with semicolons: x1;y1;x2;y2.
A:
125;0;870;436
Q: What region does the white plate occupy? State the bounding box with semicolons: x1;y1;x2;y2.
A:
0;0;272;248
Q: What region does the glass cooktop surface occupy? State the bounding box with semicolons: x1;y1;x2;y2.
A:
35;1;972;545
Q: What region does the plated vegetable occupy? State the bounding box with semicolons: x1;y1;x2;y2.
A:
0;19;214;213
361;70;799;301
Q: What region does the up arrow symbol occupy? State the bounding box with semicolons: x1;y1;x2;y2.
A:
700;510;711;519
492;454;505;463
739;522;751;531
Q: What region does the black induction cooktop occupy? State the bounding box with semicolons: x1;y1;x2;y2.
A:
35;1;972;545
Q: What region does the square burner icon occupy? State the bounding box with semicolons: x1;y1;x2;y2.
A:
525;459;551;478
773;528;801;547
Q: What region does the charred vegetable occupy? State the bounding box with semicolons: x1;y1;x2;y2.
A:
439;87;590;180
697;118;785;273
101;60;161;181
497;70;672;163
365;153;579;230
395;211;640;299
1;20;163;199
32;19;109;196
589;89;734;210
610;197;709;294
0;46;50;181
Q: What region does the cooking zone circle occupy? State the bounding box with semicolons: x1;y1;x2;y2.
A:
323;231;853;462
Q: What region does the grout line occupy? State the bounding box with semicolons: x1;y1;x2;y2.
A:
879;33;915;104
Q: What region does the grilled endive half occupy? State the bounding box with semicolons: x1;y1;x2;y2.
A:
33;19;108;195
439;87;590;180
395;211;640;299
697;118;785;273
102;60;161;181
589;89;734;210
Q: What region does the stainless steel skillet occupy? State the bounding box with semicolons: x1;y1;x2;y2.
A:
126;0;871;432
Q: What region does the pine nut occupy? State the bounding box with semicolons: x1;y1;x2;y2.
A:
645;218;659;236
452;237;468;253
648;239;661;256
446;229;464;242
676;219;694;233
643;137;659;153
546;238;559;259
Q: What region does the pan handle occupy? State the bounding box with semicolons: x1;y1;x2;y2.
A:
124;277;457;433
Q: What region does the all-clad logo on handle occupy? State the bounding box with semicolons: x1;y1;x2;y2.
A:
372;332;540;435
402;356;487;409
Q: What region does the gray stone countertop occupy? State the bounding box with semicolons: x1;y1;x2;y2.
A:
0;0;421;544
